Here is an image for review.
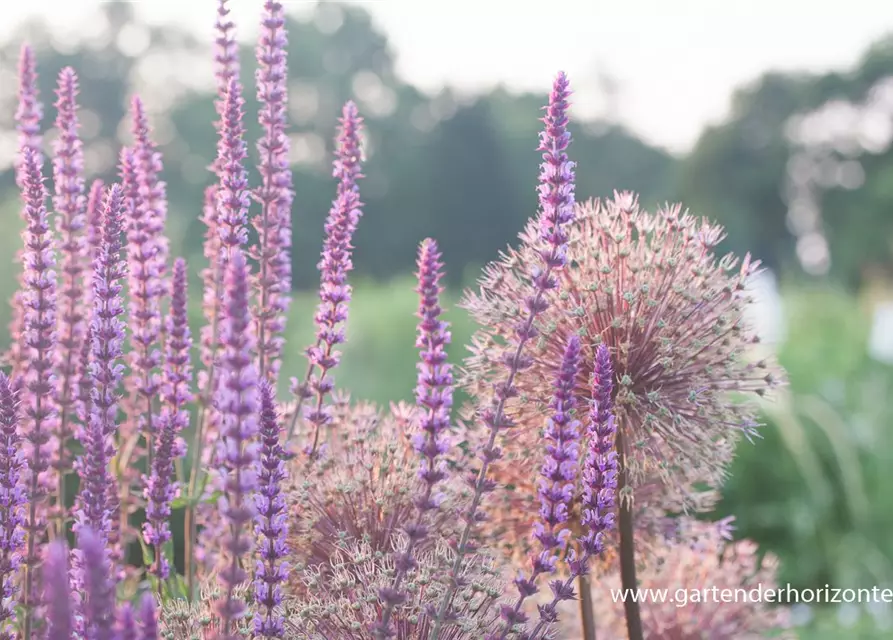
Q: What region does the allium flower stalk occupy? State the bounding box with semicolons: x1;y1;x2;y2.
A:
52;67;88;533
75;184;126;558
79;527;117;640
254;381;288;638
527;346;618;640
287;101;364;453
19;146;58;638
430;72;576;639
144;258;192;582
43;540;74;640
0;375;25;639
213;249;259;638
6;45;44;382
252;0;293;383
493;335;582;640
374;238;453;638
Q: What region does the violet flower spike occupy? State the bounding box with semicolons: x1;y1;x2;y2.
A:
138;594;158;640
287;102;364;450
6;44;44;384
213;249;259;638
131;96;169;282
528;345;618;639
0;375;25;639
79;527;116;640
74;184;126;560
253;381;289;638
374;238;453;638
252;0;293;383
116;604;137;640
217;78;250;253
19;145;58;636
493;335;583;640
43;540;74;640
143;258;192;581
52;67;88;531
429;72;576;638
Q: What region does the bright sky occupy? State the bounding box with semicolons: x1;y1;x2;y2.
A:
5;0;893;152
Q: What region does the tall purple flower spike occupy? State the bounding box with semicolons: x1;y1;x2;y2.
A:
144;258;192;580
79;527;117;640
374;238;453;638
52;67;88;530
528;344;619;638
213;249;259;638
19;146;58;636
254;381;289;638
430;72;577;638
6;45;43;388
287;101;364;453
217;78;250;254
43;540;74;640
138;594;158;640
75;184;126;564
493;335;583;639
117;603;137;640
0;374;25;638
252;0;293;383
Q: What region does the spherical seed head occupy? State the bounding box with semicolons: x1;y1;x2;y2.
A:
465;194;784;500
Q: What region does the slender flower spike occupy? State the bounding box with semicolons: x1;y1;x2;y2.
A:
52;67;88;523
430;72;576;638
6;45;44;388
491;335;584;640
252;0;293;383
143;258;192;580
131;97;169;281
217;78;250;253
79;528;116;640
116;604;137;640
213;249;259;638
214;0;240;118
291;102;364;453
374;238;453;638
254;381;289;638
20;146;58;628
0;375;25;639
138;594;158;640
528;345;619;638
43;540;74;640
75;184;126;555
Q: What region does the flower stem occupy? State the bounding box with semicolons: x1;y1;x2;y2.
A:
578;572;597;640
616;427;643;640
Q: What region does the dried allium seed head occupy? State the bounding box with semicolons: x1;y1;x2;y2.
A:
542;518;791;640
291;538;503;640
463;193;784;516
286;401;465;596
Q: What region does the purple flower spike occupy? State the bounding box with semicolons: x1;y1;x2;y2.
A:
79;527;116;640
217;78;250;253
6;44;44;388
143;258;192;580
528;344;619;638
492;335;582;640
131;97;169;279
0;374;25;637
19;145;58;628
116;603;137;640
214;0;240;102
213;249;258;638
43;540;73;640
75;184;126;562
254;381;288;638
252;0;293;383
430;72;576;637
52;67;88;525
289;102;364;453
373;238;453;638
138;594;158;640
578;344;618;558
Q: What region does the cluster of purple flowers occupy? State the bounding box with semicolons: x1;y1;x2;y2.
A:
0;1;786;639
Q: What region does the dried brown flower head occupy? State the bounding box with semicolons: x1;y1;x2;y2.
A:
463;193;783;516
542;518;792;639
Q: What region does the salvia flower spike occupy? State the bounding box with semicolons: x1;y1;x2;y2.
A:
0;374;25;638
43;540;74;640
430;71;576;638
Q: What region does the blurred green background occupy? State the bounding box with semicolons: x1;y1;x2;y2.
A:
1;2;893;637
